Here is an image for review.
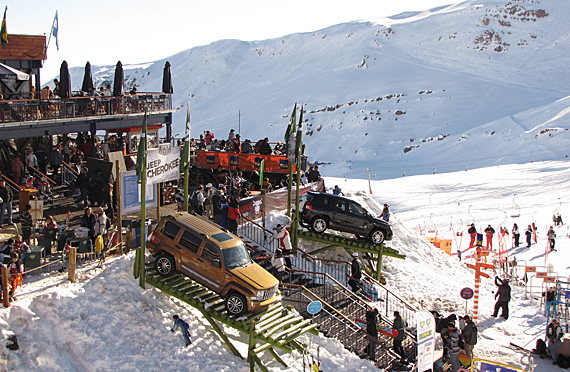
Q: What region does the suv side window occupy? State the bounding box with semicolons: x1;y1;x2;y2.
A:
201;243;220;264
348;201;367;217
163;221;181;240
180;230;202;253
332;199;346;212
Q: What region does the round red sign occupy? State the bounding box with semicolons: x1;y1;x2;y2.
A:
460;287;474;300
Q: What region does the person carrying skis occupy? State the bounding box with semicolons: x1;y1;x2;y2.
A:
468;223;477;248
348;252;362;293
492;276;511;320
547;226;556;252
547;318;563;365
484;224;495;250
171;315;192;347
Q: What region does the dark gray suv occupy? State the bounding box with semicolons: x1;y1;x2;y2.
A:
299;192;393;244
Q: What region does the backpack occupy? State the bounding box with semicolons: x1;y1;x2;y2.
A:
191;191;201;209
535;338;547;355
558;354;570;369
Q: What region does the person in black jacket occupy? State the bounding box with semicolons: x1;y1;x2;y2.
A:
0;179;13;227
365;307;379;361
492;276;511;319
75;167;90;208
259;138;272;155
20;204;34;244
468;223;477;248
462;315;478;363
348;252;362;292
80;207;96;240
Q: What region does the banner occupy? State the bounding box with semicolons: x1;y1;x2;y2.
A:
120;170;158;215
145;143;180;184
416;310;436;372
198;151;294;174
473;358;525;372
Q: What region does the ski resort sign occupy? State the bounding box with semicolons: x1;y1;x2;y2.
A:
416;310;435;372
145;144;180;184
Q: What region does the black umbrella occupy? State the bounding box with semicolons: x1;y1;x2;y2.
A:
58;60;71;99
113;61;124;96
81;61;94;93
162;61;173;94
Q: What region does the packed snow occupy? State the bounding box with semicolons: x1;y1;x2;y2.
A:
0;161;567;371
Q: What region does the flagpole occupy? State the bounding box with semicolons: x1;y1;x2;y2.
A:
182;101;191;212
292;106;304;249
138;112;148;288
285;103;297;217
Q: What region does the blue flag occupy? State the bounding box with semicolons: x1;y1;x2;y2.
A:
51;11;59;51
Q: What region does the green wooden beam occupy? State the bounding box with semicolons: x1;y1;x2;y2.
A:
200;308;244;360
268;348;288;368
307;245;338;255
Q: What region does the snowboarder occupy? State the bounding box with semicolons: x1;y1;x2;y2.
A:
171;315;192;347
492;276;511;320
393;311;407;361
484;225;495;250
512;223;520;248
348;252;362;293
547;226;556;252
525;225;533;248
547;318;563;365
468;223;477;248
461;315;477;363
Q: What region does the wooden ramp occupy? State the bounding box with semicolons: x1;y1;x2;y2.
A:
144;263;319;371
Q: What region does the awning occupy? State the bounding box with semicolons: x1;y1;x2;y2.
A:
0;63;30;80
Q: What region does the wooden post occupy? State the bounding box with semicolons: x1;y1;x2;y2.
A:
248;320;256;372
375;245;384;281
2;266;9;307
115;160;123;255
68;247;76;283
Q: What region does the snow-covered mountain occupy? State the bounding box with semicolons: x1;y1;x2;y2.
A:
62;0;569;179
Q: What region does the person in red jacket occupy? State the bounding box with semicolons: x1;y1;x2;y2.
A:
7;252;23;298
468;223;477;248
484;224;495;250
227;197;240;234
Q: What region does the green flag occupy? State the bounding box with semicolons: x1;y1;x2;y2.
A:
0;7;7;49
259;159;264;187
284;103;297;144
135;112;147;183
180;101;191;172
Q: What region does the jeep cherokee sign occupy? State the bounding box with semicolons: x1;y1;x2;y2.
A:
146;143;180;184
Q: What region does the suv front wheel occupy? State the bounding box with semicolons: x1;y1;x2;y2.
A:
155;253;175;276
225;292;247;316
311;217;328;234
370;229;386;245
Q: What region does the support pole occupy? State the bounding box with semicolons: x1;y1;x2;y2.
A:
68;247;76;283
115;160;123;255
248;319;257;372
375;245;384;281
200;309;243;359
156;182;161;221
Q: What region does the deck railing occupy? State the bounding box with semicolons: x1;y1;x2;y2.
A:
0;92;172;123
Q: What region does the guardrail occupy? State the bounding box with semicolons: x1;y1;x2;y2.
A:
0;93;172;123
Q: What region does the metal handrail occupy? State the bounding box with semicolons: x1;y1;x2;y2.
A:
0;173;22;192
29;167;56;184
61;161;80;176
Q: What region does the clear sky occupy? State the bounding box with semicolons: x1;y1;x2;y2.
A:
6;0;454;83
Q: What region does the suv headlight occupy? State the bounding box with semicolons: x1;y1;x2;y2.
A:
251;285;279;302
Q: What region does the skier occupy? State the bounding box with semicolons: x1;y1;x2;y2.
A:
171;315;192;347
512;223;520;248
468;223;477;248
547;226;556;252
492;276;511;320
484;224;495;250
348;252;362;293
525;225;533;248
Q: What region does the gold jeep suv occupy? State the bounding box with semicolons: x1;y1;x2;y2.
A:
147;212;281;316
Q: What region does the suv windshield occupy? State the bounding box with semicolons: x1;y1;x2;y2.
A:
222;243;253;270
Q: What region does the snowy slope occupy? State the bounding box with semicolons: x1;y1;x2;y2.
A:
50;0;570;179
1;160;567;371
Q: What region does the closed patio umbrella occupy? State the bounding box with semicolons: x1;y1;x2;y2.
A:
81;62;94;93
112;61;124;96
58;60;71;99
162;61;173;94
